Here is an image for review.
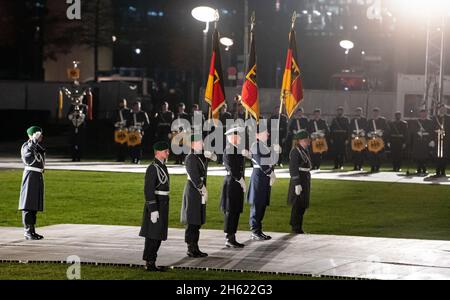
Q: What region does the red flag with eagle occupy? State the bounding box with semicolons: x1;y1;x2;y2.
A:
204;28;226;123
281;28;304;119
241;27;259;122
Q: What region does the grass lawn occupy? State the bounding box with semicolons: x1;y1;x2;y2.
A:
0;263;324;280
1;169;449;240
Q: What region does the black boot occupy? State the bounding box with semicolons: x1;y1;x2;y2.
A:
187;244;201;258
225;235;245;248
24;226;38;240
194;243;208;257
144;261;165;272
30;225;43;240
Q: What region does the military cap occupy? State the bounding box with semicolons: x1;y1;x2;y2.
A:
26;126;42;136
293;130;309;140
225;126;245;136
153;141;170;152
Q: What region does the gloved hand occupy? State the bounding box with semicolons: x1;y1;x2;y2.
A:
204;150;217;161
241;149;252;159
150;211;159;224
269;171;276;186
295;185;302;196
200;185;207;195
238;177;246;193
273;144;282;154
429;141;436;148
201;190;208;204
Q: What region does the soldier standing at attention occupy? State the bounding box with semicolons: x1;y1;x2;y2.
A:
113;98;131;162
127;101;150;164
19;126;46;240
247;119;281;241
173;102;190;165
288;130;312;234
181;135;217;258
367;107;389;173
431;104;450;177
155;101;175;145
287;107;309;150
388;112;408;172
307;108;329;170
330;106;350;170
221;126;247;248
139;141;170;272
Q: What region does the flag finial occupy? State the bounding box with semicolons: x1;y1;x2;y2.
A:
291;11;298;29
250;11;256;31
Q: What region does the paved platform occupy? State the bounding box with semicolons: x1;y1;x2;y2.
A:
1;158;449;185
1;224;449;280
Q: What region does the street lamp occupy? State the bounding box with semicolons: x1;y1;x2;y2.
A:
191;6;218;87
220;37;234;51
340;40;354;66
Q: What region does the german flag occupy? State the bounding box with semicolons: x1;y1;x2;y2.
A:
281;28;304;119
241;27;259;122
204;28;226;123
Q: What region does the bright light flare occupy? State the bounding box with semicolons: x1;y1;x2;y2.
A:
394;0;450;16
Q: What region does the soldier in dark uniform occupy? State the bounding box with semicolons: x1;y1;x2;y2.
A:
221;126;247;248
367;107;389;173
113;99;131;162
127;101;150;164
408;108;434;175
247;119;281;241
307;108;329;170
67;104;88;162
288;130;312;234
19;126;46;240
155;101;174;145
287;107;309;150
330;106;350;170
431;104;450;177
388;112;408;172
173;103;190;165
218;104;233;164
181;135;217;257
139;141;170;272
349;107;368;171
232;99;246;121
269;105;288;166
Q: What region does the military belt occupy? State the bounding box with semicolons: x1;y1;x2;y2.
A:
299;167;311;172
25;166;44;173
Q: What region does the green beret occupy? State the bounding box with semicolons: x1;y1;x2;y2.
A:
191;134;203;142
153;141;169;151
26;126;42;136
293;130;309;140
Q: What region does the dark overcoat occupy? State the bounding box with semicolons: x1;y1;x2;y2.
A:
220;145;245;214
287;145;311;208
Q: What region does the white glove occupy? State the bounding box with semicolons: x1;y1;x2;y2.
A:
387;142;391;148
269;171;276;186
150;211;159;224
241;149;252;159
202;190;208;204
295;185;302;196
200;185;207;195
273;144;282;154
238;177;246;193
204;150;217;161
429;141;436;148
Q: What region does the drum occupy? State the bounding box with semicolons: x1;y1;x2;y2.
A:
127;130;142;147
114;129;128;145
367;137;384;154
351;137;367;152
311;137;328;154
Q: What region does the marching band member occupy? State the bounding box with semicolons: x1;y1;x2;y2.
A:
19;126;46;240
408;108;434;175
349;107;368;171
307;108;329;170
288;130;312;234
67;103;88;162
113;99;131;162
127;101;150;164
432;104;450;177
367;107;389;173
155;101;174;145
221;126;247;248
388;112;408;172
139;141;170;272
330;106;350;170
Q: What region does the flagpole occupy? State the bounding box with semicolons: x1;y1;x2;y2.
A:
277;11;298;142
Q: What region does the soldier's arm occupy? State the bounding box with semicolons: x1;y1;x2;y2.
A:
186;156;204;189
144;165;158;212
143;112;150;130
21;143;36;165
289;149;301;186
